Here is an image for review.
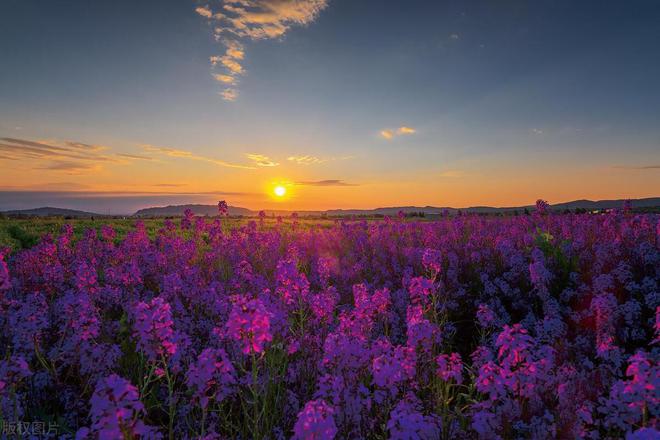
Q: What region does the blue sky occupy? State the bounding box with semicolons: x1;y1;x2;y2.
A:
0;0;658;213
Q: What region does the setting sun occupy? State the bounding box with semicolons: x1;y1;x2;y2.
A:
274;185;286;197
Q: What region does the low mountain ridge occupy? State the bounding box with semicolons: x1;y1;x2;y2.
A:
3;197;659;218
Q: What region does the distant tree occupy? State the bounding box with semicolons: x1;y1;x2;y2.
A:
524;208;530;216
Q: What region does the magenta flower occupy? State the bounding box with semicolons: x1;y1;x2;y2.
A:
0;247;11;291
387;394;440;439
76;374;160;439
436;352;463;384
293;399;337;440
225;295;273;355
476;304;496;327
132;297;177;362
535;199;550;215
217;200;228;216
422;248;442;275
186;348;236;409
372;344;417;392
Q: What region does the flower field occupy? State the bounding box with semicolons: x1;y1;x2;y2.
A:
0;205;658;439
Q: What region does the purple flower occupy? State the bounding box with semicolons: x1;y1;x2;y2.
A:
406;305;441;353
627;428;660;440
372;343;417;393
76;374;160;439
535;199;550;215
476;304;496;328
292;399;338;440
436;353;463;384
0;247;11;291
217;200;229;216
225;295;273;355
600;350;659;432
186;348;236;409
132;297;177;362
387;394;440;439
422;248;442;275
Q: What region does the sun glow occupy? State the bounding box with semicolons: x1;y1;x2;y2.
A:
274;185;286;197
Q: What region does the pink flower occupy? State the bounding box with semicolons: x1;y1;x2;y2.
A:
186;348;236;409
293;399;337;440
217;200;228;216
132;297;177;362
225;295;273;355
76;374;160;439
436;352;463;384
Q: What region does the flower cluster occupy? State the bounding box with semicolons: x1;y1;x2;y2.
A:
293;399;338;440
132;297;177;362
76;374;160;439
224;295;273;355
0;206;657;438
186;347;236;409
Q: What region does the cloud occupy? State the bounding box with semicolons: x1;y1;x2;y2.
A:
35;161;100;173
380;126;416;139
397;126;416;135
439;170;465;178
142;144;255;169
195;5;214;18
380;129;394;140
117;153;153;161
449;33;460;40
220;55;243;74
246;153;279;167
213;73;236;84
0;137;113;161
287;155;326;165
0;137;121;173
613;165;660;170
196;0;328;100
531;128;543;135
286;154;353;165
296;179;357;187
219;88;239;101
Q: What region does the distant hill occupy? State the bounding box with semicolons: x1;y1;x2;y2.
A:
1;206;102;217
131;197;660;217
3;197;659;219
134;204;254;217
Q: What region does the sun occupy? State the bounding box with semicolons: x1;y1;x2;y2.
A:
274;185;286;197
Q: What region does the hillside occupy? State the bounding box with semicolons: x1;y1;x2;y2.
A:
1;206;102;217
133;204;253;217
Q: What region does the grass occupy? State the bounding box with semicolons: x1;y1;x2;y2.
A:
0;217;341;251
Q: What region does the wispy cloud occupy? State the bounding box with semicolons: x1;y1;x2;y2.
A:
287;155;326;165
195;5;214;18
195;0;329;101
380;126;416;139
246;153;279;167
613;164;660;170
287;154;352;165
439;170;465;178
117;153;154;161
296;179;357;187
35;162;101;173
142;144;255;169
0;137;122;174
219;88;239;101
213;73;236;84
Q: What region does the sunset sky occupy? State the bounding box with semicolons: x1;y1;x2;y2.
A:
1;0;659;214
